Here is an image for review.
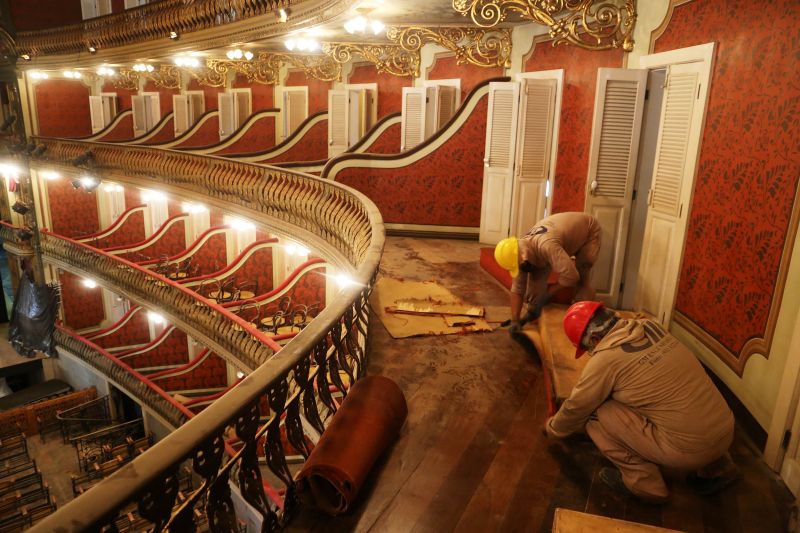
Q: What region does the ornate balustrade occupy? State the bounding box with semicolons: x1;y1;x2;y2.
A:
55;327;192;429
25;138;383;531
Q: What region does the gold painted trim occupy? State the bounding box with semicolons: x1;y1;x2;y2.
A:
452;0;636;51
648;0;696;54
323;43;419;78
386;26;512;69
673;180;800;377
116;65;180;90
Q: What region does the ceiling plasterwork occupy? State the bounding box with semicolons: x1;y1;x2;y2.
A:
386;26;512;68
451;0;636;51
322;43;419;78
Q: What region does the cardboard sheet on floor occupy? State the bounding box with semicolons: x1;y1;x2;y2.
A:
521;305;586;414
372;278;492;338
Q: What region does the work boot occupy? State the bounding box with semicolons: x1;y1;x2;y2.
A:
598;467;669;505
686;469;740;496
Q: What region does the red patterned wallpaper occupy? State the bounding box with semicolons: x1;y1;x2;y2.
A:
101;82;136;112
119;327;189;369
428;54;503;102
94;114;134;142
167;200;183;218
348;63;413;119
150;352;228;391
226;245;274;297
185;232;228;275
362;122;401;154
285;71;331;114
142;81;178;118
213;114;277;155
656;0;800;356
524;41;623;213
59;271;104;329
92;308;151;350
9;0;81;30
47;178;99;237
140;117;175;144
187;79;224;111
232;75;274;110
209;208;225;228
172;115;220;148
256;119;328;164
118;218;187;262
91;210;146;248
35;79;92;138
124;188;139;208
332;97;489;226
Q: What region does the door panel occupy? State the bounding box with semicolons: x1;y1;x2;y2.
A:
328;90;348;158
479;82;519;244
173;94;188;135
89;96;104;134
218;92;235;140
584;68;648;306
401;87;426;151
637;214;676;319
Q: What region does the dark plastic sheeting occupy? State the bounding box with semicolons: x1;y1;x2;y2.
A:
8;274;59;357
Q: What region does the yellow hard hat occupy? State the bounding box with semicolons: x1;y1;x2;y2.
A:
494;237;519;278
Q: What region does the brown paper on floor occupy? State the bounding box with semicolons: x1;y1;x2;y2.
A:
522;304;588;405
387;298;484;317
372;277;491;338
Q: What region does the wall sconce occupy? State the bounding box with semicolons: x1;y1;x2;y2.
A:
275;8;290;22
88;46;97;54
19;54;31;61
81;278;98;289
29;71;48;80
169;31;180;40
133;63;155;72
97;67;115;77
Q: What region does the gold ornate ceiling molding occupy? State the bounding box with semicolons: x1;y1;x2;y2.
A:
386;26;512;69
115;65;181;90
271;53;342;82
451;0;636;51
322;43;419;78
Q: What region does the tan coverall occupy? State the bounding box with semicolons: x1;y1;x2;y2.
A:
511;212;601;308
546;318;735;501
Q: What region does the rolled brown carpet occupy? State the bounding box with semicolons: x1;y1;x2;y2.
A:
295;375;408;515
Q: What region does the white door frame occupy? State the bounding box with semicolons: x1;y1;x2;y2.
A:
634;42;715;324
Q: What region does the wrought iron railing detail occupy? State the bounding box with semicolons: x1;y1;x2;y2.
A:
25;138;383;531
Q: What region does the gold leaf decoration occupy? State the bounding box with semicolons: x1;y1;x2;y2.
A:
322;43;419;78
451;0;636;51
386;26;512;68
271;53;342;82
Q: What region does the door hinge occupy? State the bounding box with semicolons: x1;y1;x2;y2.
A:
783;429;792;449
697;83;702;100
679;203;683;218
632;189;637;201
645;89;649;101
619;282;625;294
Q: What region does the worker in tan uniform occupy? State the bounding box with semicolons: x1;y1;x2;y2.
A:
494;212;601;333
545;301;739;503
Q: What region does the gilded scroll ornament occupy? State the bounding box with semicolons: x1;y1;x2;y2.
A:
386;26;512;68
113;68;139;90
322;43;420;78
190;61;231;88
451;0;636;51
118;65;181;89
271;53;342;82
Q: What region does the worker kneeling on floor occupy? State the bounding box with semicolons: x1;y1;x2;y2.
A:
544;301;740;503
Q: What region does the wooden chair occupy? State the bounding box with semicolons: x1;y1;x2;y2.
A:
234;280;258;301
207;278;236;304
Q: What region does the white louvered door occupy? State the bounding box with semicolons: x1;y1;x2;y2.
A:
328;90;349;158
89;96;105;133
131;95;147;137
511;78;558;239
636;61;706;325
584;68;648;306
283;87;308;139
480;82;520;244
173;94;189;135
437;85;458;129
218;92;235;140
401;87;426;151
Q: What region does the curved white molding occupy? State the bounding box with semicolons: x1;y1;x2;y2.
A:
182;240;280;288
87;306;144;340
77;206;147;243
225;261;328;312
83;110;133;142
142;226;231;267
127;112;175;145
182;109;281;155
228;112;328;163
117;326;178;359
107;214;189;256
152;111;220;149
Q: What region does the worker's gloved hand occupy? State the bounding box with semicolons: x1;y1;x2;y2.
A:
509;321;522;336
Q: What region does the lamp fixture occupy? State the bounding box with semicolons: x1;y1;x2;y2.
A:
275;8;290;23
40;170;60;181
133;63;154;72
19;54;31;61
169;31;180;40
229;218;255;231
344;8;384;35
88;46;97;54
284;37;320;52
147;311;166;324
182;202;207;214
29;71;48;80
97;66;115;76
173;55;200;68
102;183;124;193
225;49;254;61
82;278;98;289
63;70;82;79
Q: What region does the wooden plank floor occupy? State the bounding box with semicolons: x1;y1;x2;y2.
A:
287;237;796;532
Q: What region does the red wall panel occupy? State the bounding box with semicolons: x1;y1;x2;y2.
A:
524;42;623;213
348;63;413;119
256;119;328;164
657;0;800;356
334;96;488;227
101;82;136;111
185;232;228;275
92;308;151;350
47;177;99;237
150;352;228;391
142;81;178;118
140;117;175;144
93;114;134;142
213;114;277;155
119;219;187;262
35;79;92;138
428;54;503;102
186;79;224;111
59;271;104;330
285;71;331;114
172;115;220;148
92;210;146;248
232;75;274;111
121;328;189;370
9;0;82;31
362;122;401;154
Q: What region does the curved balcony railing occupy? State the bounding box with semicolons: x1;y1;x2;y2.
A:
55;327;193;429
23;138;383;531
15;0;304;57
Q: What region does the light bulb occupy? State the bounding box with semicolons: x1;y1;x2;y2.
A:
244;51;253;61
285;39;296;51
370;20;385;34
82;279;98;289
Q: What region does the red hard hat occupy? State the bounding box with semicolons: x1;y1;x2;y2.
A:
563;301;605;359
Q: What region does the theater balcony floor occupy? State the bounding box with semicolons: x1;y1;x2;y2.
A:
287;236;795;533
